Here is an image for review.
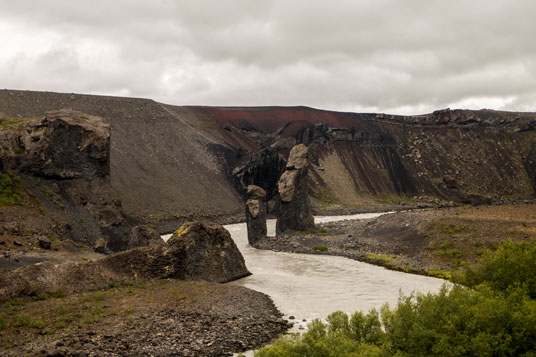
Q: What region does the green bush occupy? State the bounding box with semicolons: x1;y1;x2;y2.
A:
0;171;22;206
312;245;328;252
256;285;536;356
460;240;536;298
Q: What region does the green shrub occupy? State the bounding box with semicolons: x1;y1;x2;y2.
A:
460;240;536;298
13;313;30;327
0;172;22;206
312;245;328;252
441;224;464;234
32;292;47;301
256;285;536;356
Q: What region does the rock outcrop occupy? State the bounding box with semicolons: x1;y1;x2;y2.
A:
0;222;250;300
245;185;267;245
1;109;110;179
0;109;136;253
124;225;164;250
233;147;287;202
276;144;315;234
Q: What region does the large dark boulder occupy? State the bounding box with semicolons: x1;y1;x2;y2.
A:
245;185;267;245
1;109;110;179
276;144;315;234
0;222;250;300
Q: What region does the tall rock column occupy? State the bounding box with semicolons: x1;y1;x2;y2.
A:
276;144;315;234
245;185;267;245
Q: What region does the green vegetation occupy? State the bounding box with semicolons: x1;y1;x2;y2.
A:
39;185;64;209
312;245;328;252
23;228;38;236
0;171;22;206
366;253;395;263
32;292;47;301
256;240;536;356
458;240;536;299
0;117;26;127
440;224;464;234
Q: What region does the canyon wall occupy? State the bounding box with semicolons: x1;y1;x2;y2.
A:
1;90;534;231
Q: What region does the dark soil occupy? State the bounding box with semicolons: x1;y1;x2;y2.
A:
0;280;290;356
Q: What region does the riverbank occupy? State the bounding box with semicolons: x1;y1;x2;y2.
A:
0;280;290;356
253;204;536;279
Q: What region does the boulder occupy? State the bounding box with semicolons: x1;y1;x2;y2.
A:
276;144;315;234
245;185;267;245
37;236;51;250
125;225;163;249
3;109;110;179
0;222;250;300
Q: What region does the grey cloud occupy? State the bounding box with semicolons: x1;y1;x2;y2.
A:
1;0;535;114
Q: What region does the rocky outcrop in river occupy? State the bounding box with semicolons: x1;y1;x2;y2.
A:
245;185;267;245
276;144;315;234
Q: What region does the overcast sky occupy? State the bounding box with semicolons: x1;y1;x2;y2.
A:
1;0;535;115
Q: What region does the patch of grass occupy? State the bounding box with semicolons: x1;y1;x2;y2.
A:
32;292;47;301
0;117;26;127
54;288;65;299
426;269;453;280
312;245;328;252
93;292;105;301
39;186;64;209
108;280;117;288
23;228;38;236
366;253;395;263
77;242;88;250
434;244;463;260
13;313;30;327
0;171;22;206
440;224;464;234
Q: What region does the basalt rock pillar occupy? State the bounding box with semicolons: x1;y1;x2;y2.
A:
245;185;267;245
276;144;315;234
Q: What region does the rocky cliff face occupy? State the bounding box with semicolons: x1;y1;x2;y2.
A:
1;109;110;179
0;109;134;251
1;90;534;225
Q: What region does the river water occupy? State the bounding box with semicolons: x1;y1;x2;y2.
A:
226;213;445;331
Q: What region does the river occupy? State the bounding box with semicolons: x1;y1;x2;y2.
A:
226;213;445;331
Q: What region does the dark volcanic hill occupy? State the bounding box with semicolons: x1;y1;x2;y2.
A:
1;90;535;230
